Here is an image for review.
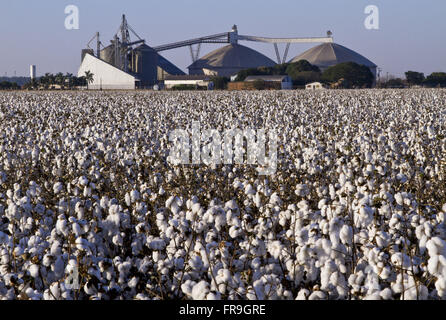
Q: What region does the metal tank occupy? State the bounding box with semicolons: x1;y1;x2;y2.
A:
131;44;158;88
100;45;115;65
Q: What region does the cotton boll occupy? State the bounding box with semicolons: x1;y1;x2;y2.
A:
53;182;63;194
380;288;393;300
267;241;283;259
339;224;352;245
308;290;326;300
394;193;404;206
78;176;89;186
191;280;209;300
28;264;40;278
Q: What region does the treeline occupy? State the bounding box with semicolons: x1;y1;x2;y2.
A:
0;81;20;90
23;72;89;90
0;77;30;87
380;71;446;88
234;60;375;88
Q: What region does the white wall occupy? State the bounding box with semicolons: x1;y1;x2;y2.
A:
164;80;210;89
78;54;136;90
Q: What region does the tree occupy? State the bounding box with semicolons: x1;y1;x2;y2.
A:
84;71;94;90
290;71;321;86
322;62;374;88
235;68;264;81
286;60;321;86
384;78;405;88
424;72;446;87
286;60;320;75
55;72;65;87
65;73;74;89
210;76;229;90
405;71;424;87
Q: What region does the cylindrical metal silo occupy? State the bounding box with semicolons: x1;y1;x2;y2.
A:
100;45;116;65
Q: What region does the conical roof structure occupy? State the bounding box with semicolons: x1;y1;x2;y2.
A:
188;44;276;77
290;43;377;71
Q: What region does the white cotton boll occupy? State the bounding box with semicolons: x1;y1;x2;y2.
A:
181;280;194;297
206;292;221;300
112;234;123;246
130;190;140;203
244;184;255;196
78;176;89;186
427;255;440;276
191;280;209;300
191;203;201;215
148;238;166;251
254;193;262;208
53;182;63;194
394;193;404;206
229;226;242;238
267;241;283;259
295;184;309;197
380;288;393;300
83;186;91;197
75;237;90;251
29;264;40;278
72;222;83;237
296;289;309;300
435;277;446;298
308;291;326;300
339;224;352;245
55;216;69;237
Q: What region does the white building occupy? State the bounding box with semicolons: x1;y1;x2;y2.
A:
164;75;214;89
305;82;325;90
78;53;138;90
30;65;36;79
244;75;293;90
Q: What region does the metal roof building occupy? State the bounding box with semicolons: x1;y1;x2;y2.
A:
290;42;377;78
78;53;138;89
188;43;276;77
244;75;293;90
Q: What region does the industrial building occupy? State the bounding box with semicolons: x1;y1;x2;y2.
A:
245;75;293;90
164;75;214;89
290;42;377;79
77;15;377;89
188;44;276;77
78;17;335;89
78;15;185;89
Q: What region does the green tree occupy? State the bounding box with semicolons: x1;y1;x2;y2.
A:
290;71;321;86
424;72;446;87
405;71;424;86
55;72;65;86
384;78;405;88
84;71;94;90
286;60;320;75
322;62;374;88
210;76;229;90
65;73;74;89
286;60;321;85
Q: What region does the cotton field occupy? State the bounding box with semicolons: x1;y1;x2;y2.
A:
0;89;445;300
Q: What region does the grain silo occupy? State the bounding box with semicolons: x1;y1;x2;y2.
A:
188;43;276;77
290;42;377;78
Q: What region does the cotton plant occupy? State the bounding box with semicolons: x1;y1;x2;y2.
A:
0;89;445;299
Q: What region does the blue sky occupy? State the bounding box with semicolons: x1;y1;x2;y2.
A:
0;0;444;78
